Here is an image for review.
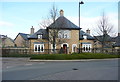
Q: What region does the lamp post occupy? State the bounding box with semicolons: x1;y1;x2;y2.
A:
79;1;84;53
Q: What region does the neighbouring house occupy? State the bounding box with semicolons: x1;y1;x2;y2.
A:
0;35;15;47
14;33;30;47
94;30;114;53
79;29;95;52
14;26;34;47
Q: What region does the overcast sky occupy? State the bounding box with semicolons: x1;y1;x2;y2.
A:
0;0;119;39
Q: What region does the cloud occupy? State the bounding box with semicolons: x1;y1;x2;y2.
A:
0;21;14;27
67;12;118;36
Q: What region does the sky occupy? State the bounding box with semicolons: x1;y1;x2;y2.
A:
0;0;119;39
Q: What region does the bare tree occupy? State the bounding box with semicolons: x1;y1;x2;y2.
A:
94;12;114;53
40;5;66;53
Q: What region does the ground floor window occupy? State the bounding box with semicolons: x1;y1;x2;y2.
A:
82;43;92;52
51;44;56;52
34;44;44;52
72;44;77;53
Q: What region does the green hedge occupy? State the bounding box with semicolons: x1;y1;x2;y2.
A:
2;53;120;60
30;53;120;60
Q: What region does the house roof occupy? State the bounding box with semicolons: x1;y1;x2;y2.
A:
47;16;81;30
14;33;30;41
19;33;30;40
79;30;95;40
28;29;48;39
94;34;112;42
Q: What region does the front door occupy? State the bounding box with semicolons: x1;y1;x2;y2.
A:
63;44;67;54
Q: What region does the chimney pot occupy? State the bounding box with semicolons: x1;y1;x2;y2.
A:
86;29;90;34
60;9;64;16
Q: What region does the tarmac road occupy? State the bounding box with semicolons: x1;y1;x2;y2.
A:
2;58;119;80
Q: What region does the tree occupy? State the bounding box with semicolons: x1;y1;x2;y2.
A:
40;5;66;53
94;12;114;53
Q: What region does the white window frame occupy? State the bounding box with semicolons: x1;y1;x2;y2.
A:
38;35;42;39
58;32;62;38
58;30;71;39
64;33;68;38
51;44;56;52
72;44;77;52
61;43;69;47
34;44;44;52
82;43;92;52
83;36;87;39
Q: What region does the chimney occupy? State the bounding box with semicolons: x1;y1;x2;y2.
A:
118;33;120;36
30;26;34;34
86;29;90;34
60;9;64;16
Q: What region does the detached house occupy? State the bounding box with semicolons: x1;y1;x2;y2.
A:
28;10;80;54
13;10;95;54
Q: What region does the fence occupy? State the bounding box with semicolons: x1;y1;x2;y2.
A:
1;47;120;55
1;48;67;55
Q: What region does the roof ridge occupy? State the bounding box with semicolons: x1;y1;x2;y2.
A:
19;33;29;35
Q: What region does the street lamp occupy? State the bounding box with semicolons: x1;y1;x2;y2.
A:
79;1;84;53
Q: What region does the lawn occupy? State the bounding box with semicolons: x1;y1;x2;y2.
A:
2;53;120;60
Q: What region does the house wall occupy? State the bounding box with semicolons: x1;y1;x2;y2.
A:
79;39;94;52
67;30;79;53
29;29;79;54
3;38;14;47
29;39;49;54
79;39;94;48
50;29;79;54
14;35;29;47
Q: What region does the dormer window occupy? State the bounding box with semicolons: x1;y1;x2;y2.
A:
83;36;87;39
38;34;42;39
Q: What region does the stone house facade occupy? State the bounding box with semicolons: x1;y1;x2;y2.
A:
13;10;96;54
14;33;30;47
28;10;81;54
0;35;14;47
79;30;95;52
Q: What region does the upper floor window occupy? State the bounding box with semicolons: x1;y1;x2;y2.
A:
38;35;42;39
64;33;68;38
58;30;70;39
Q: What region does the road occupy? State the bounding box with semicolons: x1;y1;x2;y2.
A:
2;58;119;80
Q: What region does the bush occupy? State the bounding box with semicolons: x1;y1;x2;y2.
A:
30;53;120;60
